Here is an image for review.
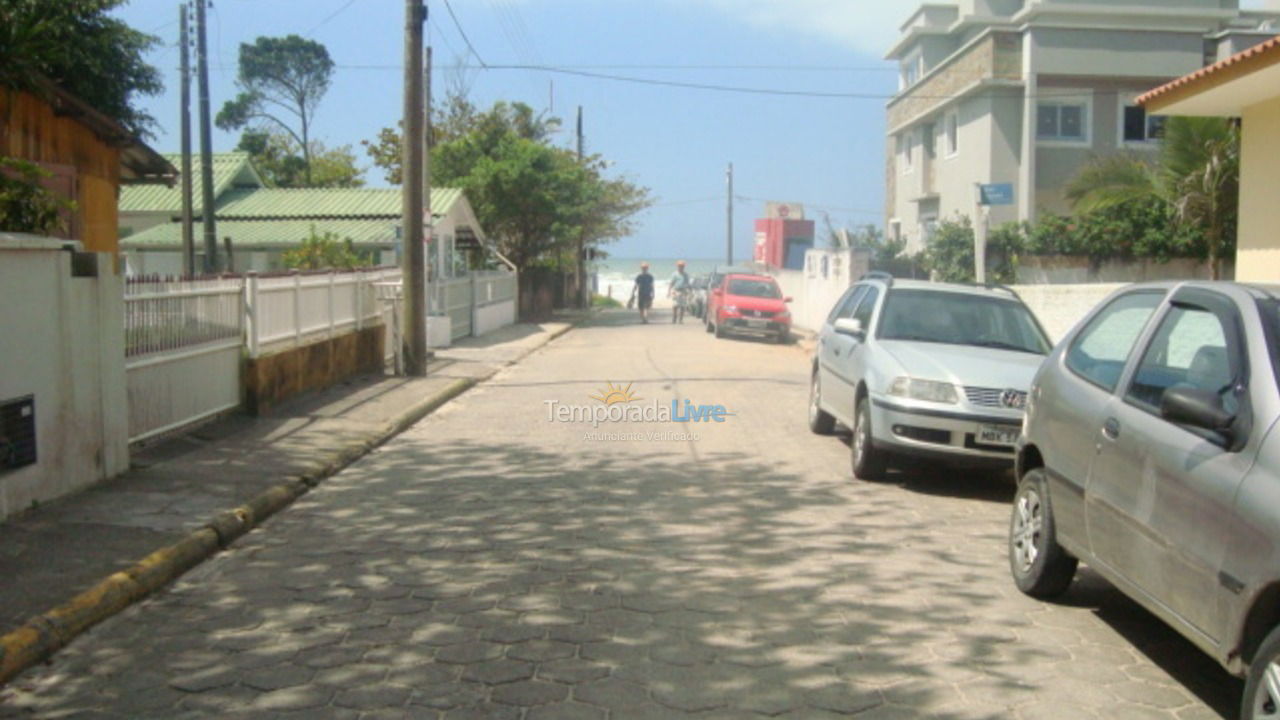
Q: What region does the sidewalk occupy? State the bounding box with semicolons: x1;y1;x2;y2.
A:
0;315;582;685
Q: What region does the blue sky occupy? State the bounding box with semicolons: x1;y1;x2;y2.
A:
112;0;1274;260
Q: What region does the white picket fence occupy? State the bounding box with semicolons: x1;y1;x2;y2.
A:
123;267;516;443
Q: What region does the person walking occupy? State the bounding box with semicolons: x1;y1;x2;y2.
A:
629;262;655;323
668;260;692;324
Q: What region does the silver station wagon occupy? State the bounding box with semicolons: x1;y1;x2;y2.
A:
1009;281;1280;719
809;274;1052;478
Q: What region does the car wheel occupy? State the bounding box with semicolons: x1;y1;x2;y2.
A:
714;319;725;339
808;370;835;435
705;316;714;333
1009;468;1078;598
851;396;886;480
1243;625;1280;720
776;330;789;344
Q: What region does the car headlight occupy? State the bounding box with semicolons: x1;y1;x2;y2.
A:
724;305;739;314
888;377;959;404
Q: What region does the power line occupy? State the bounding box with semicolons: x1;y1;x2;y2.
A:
307;0;358;36
442;0;488;68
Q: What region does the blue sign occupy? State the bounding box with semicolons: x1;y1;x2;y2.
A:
979;183;1015;206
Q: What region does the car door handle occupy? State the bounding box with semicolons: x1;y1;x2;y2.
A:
1102;417;1120;440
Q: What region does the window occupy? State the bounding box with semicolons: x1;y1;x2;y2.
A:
945;112;959;157
827;286;866;325
877;290;1050;355
1065;292;1164;391
1122;105;1166;143
900;51;923;90
1126;305;1236;413
851;286;880;330
1037;101;1089;143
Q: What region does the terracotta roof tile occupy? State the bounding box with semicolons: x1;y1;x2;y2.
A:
1138;34;1280;108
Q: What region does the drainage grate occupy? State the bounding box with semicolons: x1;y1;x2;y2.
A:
0;396;36;473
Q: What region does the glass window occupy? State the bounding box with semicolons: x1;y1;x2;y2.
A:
1124;106;1166;143
1065;292;1164;391
1037;102;1087;142
727;278;781;299
851;286;880;330
1126;305;1236;413
946;113;958;156
877;289;1050;354
827;286;865;325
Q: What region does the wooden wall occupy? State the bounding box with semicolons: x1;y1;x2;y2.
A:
0;89;122;255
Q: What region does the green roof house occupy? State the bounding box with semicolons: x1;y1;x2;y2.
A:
119;153;487;277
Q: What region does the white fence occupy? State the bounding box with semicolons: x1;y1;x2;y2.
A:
124;267;517;442
245;268;400;357
125;277;245;443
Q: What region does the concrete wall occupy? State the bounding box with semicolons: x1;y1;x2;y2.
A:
771;249;870;332
1017;255;1231;284
1032;28;1206;79
475;300;517;337
1236;95;1280;283
1012;283;1126;343
242;326;385;415
0;236;129;520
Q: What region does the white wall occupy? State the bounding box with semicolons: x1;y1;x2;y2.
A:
0;235;129;520
772;249;871;332
1012;282;1124;343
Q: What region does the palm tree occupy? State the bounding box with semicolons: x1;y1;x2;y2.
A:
1064;117;1239;279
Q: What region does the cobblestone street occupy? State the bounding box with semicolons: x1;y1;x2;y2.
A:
1;312;1243;718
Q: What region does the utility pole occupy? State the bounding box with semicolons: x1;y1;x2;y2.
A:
576;106;586;308
424;44;432;326
726;162;734;265
401;0;428;376
195;0;218;273
179;4;195;277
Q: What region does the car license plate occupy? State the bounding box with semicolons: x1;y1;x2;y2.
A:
745;318;768;328
978;424;1019;446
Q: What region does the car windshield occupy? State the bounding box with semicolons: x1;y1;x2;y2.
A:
727;278;781;299
878;289;1051;355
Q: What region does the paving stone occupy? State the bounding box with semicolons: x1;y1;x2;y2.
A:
480;624;546;644
650;643;716;667
409;682;488;710
573;677;651;710
537;658;611;684
294;645;369;669
490;679;570;706
507;640;577;662
441;703;521;720
333;684;412;709
250;684;336;712
525;700;607;720
806;682;884;714
435;642;504;665
462;659;535;685
239;662;314;691
168;666;239;692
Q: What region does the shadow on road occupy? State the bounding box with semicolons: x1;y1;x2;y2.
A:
7;433;1241;718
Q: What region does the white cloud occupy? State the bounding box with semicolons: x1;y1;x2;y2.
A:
690;0;906;58
688;0;1280;58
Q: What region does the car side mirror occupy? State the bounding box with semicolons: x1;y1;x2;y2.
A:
1161;386;1234;437
784;296;793;303
712;288;723;296
834;317;865;340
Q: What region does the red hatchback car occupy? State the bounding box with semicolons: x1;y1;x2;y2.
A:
705;273;792;343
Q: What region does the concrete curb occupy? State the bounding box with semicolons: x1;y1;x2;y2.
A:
0;322;577;687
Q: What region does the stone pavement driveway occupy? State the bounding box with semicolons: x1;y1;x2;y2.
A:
0;312;1242;718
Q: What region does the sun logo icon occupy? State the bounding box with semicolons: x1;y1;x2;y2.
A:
590;382;640;406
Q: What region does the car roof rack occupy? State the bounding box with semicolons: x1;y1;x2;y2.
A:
860;271;894;286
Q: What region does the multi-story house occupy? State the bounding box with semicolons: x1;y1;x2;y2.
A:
885;0;1279;255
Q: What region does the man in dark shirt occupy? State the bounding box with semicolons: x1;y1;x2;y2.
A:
630;262;655;323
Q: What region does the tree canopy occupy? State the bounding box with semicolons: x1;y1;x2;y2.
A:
237;130;364;189
217;35;334;185
1064;116;1239;278
0;0;163;138
366;99;649;273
